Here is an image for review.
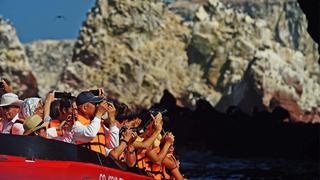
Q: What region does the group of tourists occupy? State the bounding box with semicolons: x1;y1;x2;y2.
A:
0;79;184;180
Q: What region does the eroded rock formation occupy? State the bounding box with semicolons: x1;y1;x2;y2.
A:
25;40;75;97
188;0;320;122
61;0;216;108
0;17;38;98
1;0;319;122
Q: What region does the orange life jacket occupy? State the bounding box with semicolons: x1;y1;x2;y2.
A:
48;119;63;136
75;114;107;156
136;146;172;180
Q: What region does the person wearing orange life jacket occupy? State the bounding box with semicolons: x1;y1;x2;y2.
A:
49;100;77;143
134;113;174;179
161;141;184;180
73;91;109;155
134;112;183;180
133;112;163;151
101;101;138;168
102;101;161;169
40;91;76;143
43;91;61;136
145;133;176;179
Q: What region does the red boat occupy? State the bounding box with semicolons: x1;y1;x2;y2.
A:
0;134;152;180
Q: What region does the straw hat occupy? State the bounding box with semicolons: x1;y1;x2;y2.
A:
23;115;48;135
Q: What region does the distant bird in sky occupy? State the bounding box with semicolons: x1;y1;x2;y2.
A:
54;15;67;21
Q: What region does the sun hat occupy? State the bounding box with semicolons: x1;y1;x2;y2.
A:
23;115;48;135
0;93;23;107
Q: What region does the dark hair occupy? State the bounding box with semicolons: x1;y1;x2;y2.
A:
60;98;73;110
134;109;154;131
50;100;61;119
50;99;74;119
112;100;135;123
28;127;46;136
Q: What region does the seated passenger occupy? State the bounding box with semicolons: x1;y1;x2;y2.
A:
100;101;138;167
23;115;48;138
19;97;44;120
104;101;137;155
73;91;108;155
47;99;77;143
11;97;44;135
158;135;184;180
108;127;137;169
135;114;183;179
0;93;23;134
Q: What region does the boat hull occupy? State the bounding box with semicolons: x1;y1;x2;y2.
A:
0;154;151;180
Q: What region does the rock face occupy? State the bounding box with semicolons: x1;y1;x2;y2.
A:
0;17;38;98
1;0;319;122
187;0;320;122
25;40;75;97
225;0;319;68
61;0;216;108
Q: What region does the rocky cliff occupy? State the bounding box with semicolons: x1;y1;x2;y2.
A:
24;40;75;97
186;0;320;122
0;0;319;122
60;0;216;108
0;17;38;98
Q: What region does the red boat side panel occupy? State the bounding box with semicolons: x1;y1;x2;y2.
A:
0;155;152;180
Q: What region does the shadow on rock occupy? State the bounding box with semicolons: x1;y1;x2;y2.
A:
152;90;320;162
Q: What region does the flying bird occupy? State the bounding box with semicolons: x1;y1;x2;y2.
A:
54;15;67;21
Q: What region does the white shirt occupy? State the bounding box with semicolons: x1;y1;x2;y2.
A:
11;122;24;135
47;126;75;144
72;116;101;143
46;127;58;138
52;131;75;143
1;114;19;134
105;125;119;156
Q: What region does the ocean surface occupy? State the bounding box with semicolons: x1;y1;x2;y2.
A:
179;151;320;180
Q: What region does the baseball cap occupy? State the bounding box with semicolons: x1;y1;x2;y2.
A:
76;91;103;106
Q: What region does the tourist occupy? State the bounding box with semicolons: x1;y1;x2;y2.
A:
0;93;23;134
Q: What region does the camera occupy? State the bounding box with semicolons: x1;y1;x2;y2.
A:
118;108;169;138
140;108;168;124
119;125;144;138
149;108;168;117
89;89;100;96
54;92;74;99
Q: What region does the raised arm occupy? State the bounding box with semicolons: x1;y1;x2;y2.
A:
133;113;163;149
43;91;55;122
146;132;174;165
109;129;133;160
73;102;108;140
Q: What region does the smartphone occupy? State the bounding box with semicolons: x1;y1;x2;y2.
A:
0;82;3;89
89;89;100;96
54;92;72;99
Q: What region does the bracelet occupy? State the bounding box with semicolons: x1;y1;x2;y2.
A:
120;139;129;146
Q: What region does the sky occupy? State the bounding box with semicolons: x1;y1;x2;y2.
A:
0;0;95;43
